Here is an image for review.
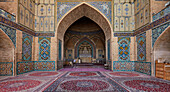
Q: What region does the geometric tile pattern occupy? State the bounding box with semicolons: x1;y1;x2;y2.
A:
17;61;34;75
0;24;16;47
16;61;55;75
152;22;170;47
57;2;80;22
135;0;150;29
114;0;135;31
0;9;15;22
112;61;151;75
137;32;146;61
153;6;170;21
134;61;151;75
0;62;13;76
34;61;55;71
35;0;55;32
88;1;112;24
118;37;130;61
22;32;33;61
38;37;51;61
113;61;134;71
18;0;35;30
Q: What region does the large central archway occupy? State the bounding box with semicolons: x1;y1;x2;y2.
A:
56;3;112;67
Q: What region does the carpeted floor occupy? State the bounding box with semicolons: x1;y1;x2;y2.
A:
0;68;170;92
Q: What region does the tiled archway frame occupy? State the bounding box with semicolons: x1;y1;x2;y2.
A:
56;2;112;60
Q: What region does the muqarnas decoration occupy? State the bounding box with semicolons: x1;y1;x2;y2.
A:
22;32;33;61
118;37;130;61
39;37;51;60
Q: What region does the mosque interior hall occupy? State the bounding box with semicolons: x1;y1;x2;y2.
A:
0;0;170;91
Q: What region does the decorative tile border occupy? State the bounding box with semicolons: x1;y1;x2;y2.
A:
57;60;63;70
134;61;151;75
0;62;13;76
113;61;151;75
153;6;170;21
88;1;112;24
17;61;55;75
17;61;34;75
113;61;135;71
0;9;15;22
152;22;169;47
0;24;16;47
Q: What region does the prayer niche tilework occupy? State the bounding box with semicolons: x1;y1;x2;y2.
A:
22;32;33;61
39;37;51;61
88;1;112;24
137;32;146;61
57;2;80;22
118;37;130;61
0;24;16;47
152;23;169;47
0;62;13;76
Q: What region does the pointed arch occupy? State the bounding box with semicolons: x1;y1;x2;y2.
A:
74;37;96;58
56;2;112;40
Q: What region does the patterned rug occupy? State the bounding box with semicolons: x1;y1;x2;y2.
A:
1;71;170;92
43;71;128;92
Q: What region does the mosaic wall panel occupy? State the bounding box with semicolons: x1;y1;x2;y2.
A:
152;22;170;47
35;0;55;32
17;61;34;75
135;0;150;29
67;49;73;59
0;24;16;47
153;6;170;21
58;39;62;60
57;2;80;22
113;61;135;71
0;9;15;22
112;61;151;75
114;0;135;31
134;61;151;75
57;60;63;70
118;37;130;61
88;1;112;24
0;62;13;76
18;0;35;30
22;32;33;61
98;49;103;58
107;39;110;60
137;32;146;61
34;61;55;71
39;37;51;60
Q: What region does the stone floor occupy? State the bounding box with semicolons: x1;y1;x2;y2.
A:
0;67;170;92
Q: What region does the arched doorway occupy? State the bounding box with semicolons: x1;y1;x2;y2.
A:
153;27;170;75
0;29;15;76
56;3;112;67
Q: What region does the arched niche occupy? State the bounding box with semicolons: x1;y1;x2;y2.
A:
154;27;170;62
0;28;15;76
56;3;112;61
